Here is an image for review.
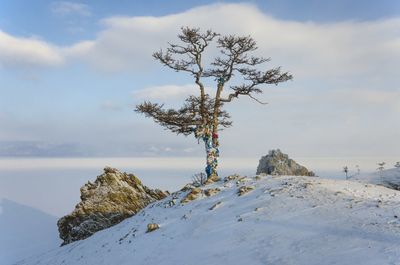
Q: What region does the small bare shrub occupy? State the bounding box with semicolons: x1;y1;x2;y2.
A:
192;172;207;187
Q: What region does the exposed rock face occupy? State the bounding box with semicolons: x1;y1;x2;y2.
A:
181;188;202;204
204;188;220;197
256;149;315;176
224;174;241;182
205;174;221;185
237;185;254;196
57;167;168;245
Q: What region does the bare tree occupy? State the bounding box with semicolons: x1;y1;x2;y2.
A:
343;166;349;179
377;162;385;180
191;172;207;187
355;164;360;175
136;27;292;180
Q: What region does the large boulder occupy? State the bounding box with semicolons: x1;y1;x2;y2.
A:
256;149;315;176
57;167;168;245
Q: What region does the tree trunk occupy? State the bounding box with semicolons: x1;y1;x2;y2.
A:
204;81;224;181
212;82;223;146
197;125;219;180
196;81;224;181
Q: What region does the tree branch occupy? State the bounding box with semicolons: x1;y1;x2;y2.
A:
135;95;232;136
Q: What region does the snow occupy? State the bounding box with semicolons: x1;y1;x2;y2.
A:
16;175;400;265
0;199;61;265
351;168;400;190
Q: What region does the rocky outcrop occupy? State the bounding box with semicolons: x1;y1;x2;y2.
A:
57;167;168;245
256;149;315;176
181;188;202;204
204;188;220;197
237;185;254;196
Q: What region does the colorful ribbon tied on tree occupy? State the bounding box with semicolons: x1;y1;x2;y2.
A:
194;125;219;178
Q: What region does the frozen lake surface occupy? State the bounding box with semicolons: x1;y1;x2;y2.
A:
0;156;396;216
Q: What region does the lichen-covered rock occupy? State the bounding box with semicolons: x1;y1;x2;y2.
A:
146;223;160;233
205;174;221;185
235;176;250;185
237;185;254;196
57;167;168;245
204;188;220;197
224;174;241;182
256;149;315;176
181;188;202;204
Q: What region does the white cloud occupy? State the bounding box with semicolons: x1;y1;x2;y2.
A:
132;84;231;104
51;1;91;17
67;3;400;81
63;40;95;58
1;3;399;158
2;3;400;78
0;30;63;68
132;84;197;101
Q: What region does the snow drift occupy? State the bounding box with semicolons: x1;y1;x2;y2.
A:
352;168;400;190
0;199;61;265
16;175;400;265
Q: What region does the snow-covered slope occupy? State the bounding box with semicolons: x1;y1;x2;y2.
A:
0;199;61;265
17;175;400;265
352;168;400;190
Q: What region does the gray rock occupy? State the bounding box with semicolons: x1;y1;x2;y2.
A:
256;149;315;176
57;167;168;245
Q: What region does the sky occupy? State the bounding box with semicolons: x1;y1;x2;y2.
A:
1;0;400;159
